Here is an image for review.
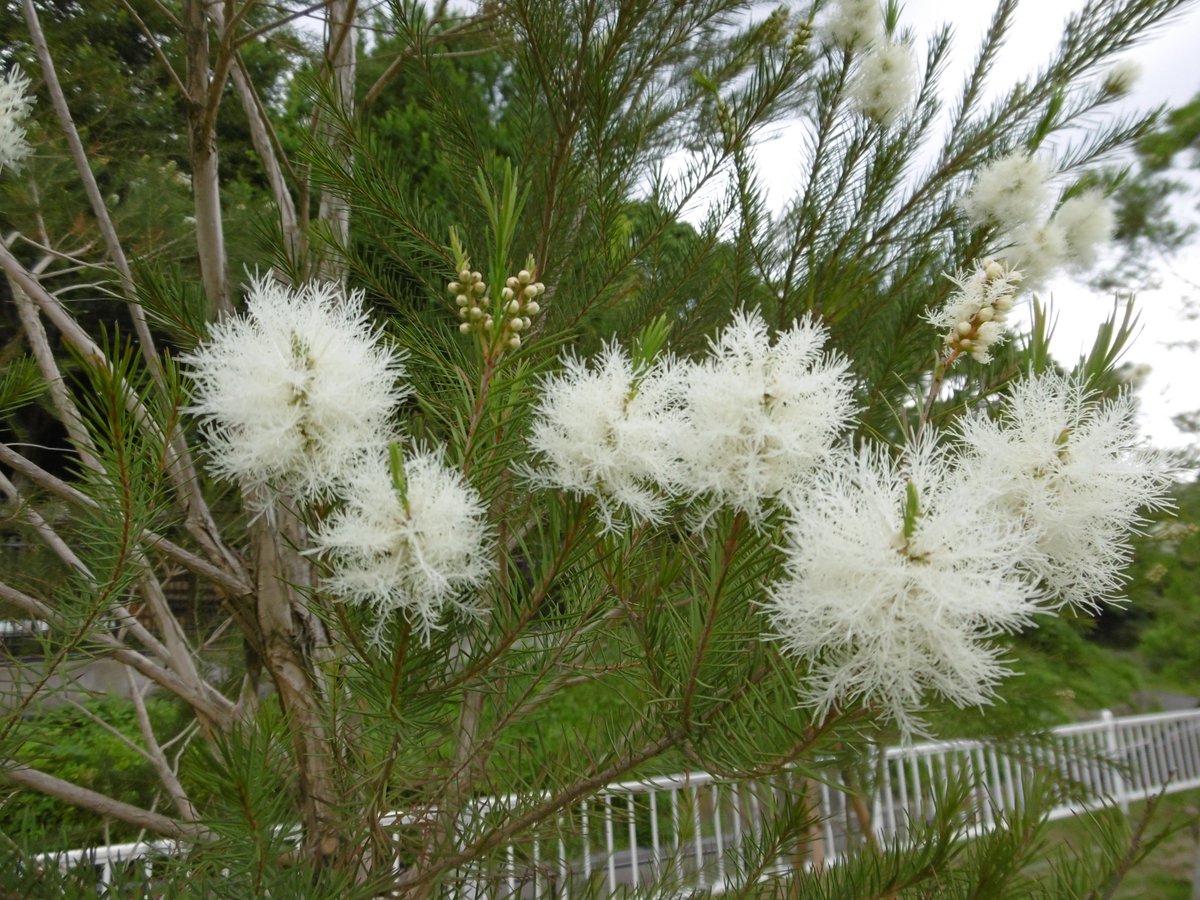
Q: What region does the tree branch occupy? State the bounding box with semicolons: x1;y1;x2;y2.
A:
1;763;208;842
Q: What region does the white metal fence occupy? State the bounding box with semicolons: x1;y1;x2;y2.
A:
32;707;1200;895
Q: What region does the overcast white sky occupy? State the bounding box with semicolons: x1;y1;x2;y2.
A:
753;1;1200;449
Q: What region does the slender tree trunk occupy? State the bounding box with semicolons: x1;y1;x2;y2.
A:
317;0;357;283
183;0;232;317
250;492;340;867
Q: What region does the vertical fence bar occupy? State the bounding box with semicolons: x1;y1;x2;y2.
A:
628;794;640;890
691;783;706;888
649;790;662;879
712;784;726;885
557;812;569;900
581;799;592;879
604;793;616;894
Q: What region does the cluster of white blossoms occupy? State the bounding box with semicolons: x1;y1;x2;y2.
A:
960;152;1115;286
526;344;684;531
313;448;493;642
847;40;918;126
183;278;407;501
0;67;34;173
924;257;1024;363
527;310;854;528
185;278;493;638
766;372;1174;735
820;0;917;126
955;372;1175;612
765;439;1042;736
818;0;885;49
676;311;854;520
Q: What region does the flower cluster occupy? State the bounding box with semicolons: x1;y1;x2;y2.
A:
313;448;493;642
526;344;684;531
185;278;494;639
676;311;854;521
527;310;854;528
0;67;33;173
765;439;1041;736
183;278;407;501
766;372;1174;734
960;152;1115;287
818;0;884;49
955;372;1176;611
848;40;918;126
924;257;1023;363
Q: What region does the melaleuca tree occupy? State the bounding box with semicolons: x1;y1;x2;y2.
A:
0;0;1189;895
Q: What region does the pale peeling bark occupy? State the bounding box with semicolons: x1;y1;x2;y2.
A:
249;490;341;866
316;0;357;282
183;0;233;317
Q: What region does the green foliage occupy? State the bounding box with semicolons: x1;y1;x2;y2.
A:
0;696;187;850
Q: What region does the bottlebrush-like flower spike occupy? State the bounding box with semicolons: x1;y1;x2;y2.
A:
766;438;1041;736
183;277;407;501
315;447;493;642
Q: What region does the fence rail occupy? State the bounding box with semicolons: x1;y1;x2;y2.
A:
34;707;1200;895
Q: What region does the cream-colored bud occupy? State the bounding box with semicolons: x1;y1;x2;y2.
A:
523;284;538;299
508;335;522;349
506;300;521;315
506;276;520;290
501;286;515;301
448;281;461;293
473;282;486;295
456;294;469;307
994;296;1013;313
977;306;995;322
518;269;531;284
955;321;973;337
458;308;468;320
459;268;471;282
479;296;490;307
510;317;526;332
983;260;1005;281
535;283;546;295
471;271;482;283
458;322;472;334
484;316;494;328
525;301;540;315
469;307;483;320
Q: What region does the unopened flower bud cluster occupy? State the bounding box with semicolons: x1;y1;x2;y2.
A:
925;258;1023;363
448;264;544;350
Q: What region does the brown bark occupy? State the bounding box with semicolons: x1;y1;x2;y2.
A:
250;493;340;868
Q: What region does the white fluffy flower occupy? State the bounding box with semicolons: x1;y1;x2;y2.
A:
765;439;1041;736
0;67;34;173
315;448;493;642
848;41;918;125
1005;218;1068;288
527;345;683;531
818;0;885;49
961;152;1052;232
677;311;854;522
955;372;1176;612
183;277;407;500
1052;189;1115;271
1102;60;1141;97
